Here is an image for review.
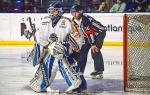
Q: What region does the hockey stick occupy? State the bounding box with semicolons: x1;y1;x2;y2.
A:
28;17;36;41
26;17;37;63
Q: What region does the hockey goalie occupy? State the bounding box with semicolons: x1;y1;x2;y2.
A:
26;2;87;94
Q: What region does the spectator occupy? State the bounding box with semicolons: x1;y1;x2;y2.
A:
84;5;92;13
126;0;149;12
1;0;12;12
62;0;74;9
146;4;150;12
98;1;109;12
32;0;42;13
74;0;80;4
135;5;144;12
24;0;32;13
134;0;148;7
134;0;148;11
0;1;2;12
126;0;135;12
109;0;126;12
105;0;116;10
92;5;99;12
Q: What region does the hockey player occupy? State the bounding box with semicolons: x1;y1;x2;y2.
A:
28;3;87;94
70;4;106;79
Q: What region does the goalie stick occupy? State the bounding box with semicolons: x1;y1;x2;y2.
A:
28;17;36;41
26;17;38;64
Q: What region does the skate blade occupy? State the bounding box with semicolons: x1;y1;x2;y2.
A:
48;92;59;95
65;80;81;93
91;75;103;79
66;90;79;94
66;90;88;95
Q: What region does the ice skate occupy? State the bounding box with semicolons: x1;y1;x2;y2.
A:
90;71;103;79
65;79;82;94
66;88;88;94
46;87;59;93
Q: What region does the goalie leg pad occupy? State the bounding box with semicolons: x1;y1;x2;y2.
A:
58;60;82;93
29;55;58;92
64;49;87;90
58;56;87;92
27;43;40;67
48;56;59;85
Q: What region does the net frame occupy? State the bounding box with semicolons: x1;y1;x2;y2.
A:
123;14;150;92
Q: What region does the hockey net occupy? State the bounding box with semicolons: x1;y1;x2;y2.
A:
124;14;150;92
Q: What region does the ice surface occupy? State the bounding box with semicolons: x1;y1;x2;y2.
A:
0;46;149;95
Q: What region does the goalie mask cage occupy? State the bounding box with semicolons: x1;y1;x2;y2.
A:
124;14;150;92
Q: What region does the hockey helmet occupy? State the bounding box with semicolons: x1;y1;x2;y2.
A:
47;2;63;16
70;4;83;14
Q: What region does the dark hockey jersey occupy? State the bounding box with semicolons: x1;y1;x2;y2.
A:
72;14;106;45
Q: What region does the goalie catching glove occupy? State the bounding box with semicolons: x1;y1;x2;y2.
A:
48;42;65;59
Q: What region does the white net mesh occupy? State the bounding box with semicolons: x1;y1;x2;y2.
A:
126;14;150;92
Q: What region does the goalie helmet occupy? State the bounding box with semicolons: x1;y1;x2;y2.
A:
47;2;63;16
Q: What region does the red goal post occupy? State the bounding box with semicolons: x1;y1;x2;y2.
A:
123;14;150;92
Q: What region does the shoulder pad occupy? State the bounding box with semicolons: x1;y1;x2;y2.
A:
83;14;93;21
61;16;71;22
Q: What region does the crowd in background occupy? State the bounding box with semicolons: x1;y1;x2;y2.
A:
0;0;150;13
